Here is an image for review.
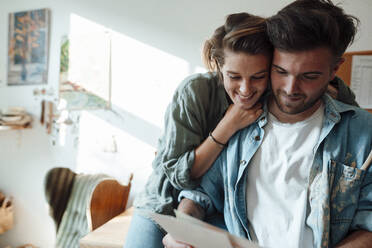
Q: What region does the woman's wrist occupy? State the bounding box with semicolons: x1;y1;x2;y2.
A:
208;132;226;148
212;120;236;145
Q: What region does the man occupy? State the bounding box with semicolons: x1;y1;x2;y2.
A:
163;0;372;247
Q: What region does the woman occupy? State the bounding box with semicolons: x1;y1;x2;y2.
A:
124;12;356;248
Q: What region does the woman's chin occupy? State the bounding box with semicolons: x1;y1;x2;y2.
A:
237;102;255;110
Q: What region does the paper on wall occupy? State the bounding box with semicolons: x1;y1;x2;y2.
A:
350;55;372;108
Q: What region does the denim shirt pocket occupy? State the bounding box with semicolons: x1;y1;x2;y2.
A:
329;159;366;245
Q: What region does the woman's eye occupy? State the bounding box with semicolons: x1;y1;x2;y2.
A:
228;75;240;80
276;70;287;75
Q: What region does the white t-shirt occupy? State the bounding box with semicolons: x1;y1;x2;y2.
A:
246;104;324;248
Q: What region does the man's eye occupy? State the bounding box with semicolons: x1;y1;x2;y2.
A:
252;75;266;80
303;74;319;80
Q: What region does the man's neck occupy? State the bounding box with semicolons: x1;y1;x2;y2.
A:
268;96;323;124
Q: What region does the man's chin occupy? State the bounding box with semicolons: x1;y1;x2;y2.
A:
275;99;309;115
277;105;303;115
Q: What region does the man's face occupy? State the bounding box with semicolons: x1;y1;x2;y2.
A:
270;47;339;122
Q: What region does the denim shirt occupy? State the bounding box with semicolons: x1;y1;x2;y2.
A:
180;94;372;248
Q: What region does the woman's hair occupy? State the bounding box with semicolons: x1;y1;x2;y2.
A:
202;13;273;76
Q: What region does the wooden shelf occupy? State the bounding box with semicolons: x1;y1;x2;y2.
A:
0;124;31;131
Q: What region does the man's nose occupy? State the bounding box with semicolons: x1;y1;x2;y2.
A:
283;76;300;95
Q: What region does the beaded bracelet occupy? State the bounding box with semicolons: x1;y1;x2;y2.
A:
208;132;226;148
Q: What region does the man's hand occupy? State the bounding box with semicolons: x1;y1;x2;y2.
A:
178;198;206;220
162;234;193;248
162;198;205;248
335;230;372;248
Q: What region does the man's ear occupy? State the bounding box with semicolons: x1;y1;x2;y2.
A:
331;57;345;79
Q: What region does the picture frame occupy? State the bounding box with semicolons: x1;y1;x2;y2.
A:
7;8;50;86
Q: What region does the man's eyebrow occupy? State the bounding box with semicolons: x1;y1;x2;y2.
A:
226;69;268;74
272;64;323;75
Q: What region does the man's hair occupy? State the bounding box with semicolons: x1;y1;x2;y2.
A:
266;0;359;58
203;12;273;75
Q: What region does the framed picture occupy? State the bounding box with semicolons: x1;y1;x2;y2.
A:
7;8;50;86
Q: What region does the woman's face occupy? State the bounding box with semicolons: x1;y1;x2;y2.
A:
221;49;270;109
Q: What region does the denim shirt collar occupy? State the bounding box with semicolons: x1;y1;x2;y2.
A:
322;93;355;121
257;93;356;127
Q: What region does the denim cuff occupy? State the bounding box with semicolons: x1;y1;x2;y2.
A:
178;189;215;215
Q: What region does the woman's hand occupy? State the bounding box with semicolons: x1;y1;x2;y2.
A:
222;102;263;134
211;102;263;145
190;102;262;179
327;84;338;99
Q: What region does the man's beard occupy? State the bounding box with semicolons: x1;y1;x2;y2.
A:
272;85;327;115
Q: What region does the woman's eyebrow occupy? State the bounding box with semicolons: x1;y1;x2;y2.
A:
272;64;287;71
253;69;269;75
226;70;239;74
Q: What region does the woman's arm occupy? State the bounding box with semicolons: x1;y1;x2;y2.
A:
190;102;262;179
160;73;262;189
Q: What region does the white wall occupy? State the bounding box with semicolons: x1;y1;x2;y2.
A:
0;0;370;247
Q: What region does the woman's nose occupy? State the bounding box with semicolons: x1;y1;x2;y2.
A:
239;80;251;95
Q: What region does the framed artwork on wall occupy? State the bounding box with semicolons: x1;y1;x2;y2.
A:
7;8;50;86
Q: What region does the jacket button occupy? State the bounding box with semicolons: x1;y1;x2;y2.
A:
240;160;246;165
254;136;260;141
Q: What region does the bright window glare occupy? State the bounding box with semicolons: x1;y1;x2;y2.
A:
194;66;207;74
111;31;190;128
76;111;155;191
69;14;193;195
68;14;110;102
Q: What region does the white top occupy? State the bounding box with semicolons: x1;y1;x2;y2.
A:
246;104;324;248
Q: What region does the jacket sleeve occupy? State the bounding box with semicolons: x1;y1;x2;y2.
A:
178;153;225;216
154;77;211;190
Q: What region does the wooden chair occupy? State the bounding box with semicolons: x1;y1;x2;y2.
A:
89;174;133;230
45;167;133;247
80;174;134;248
